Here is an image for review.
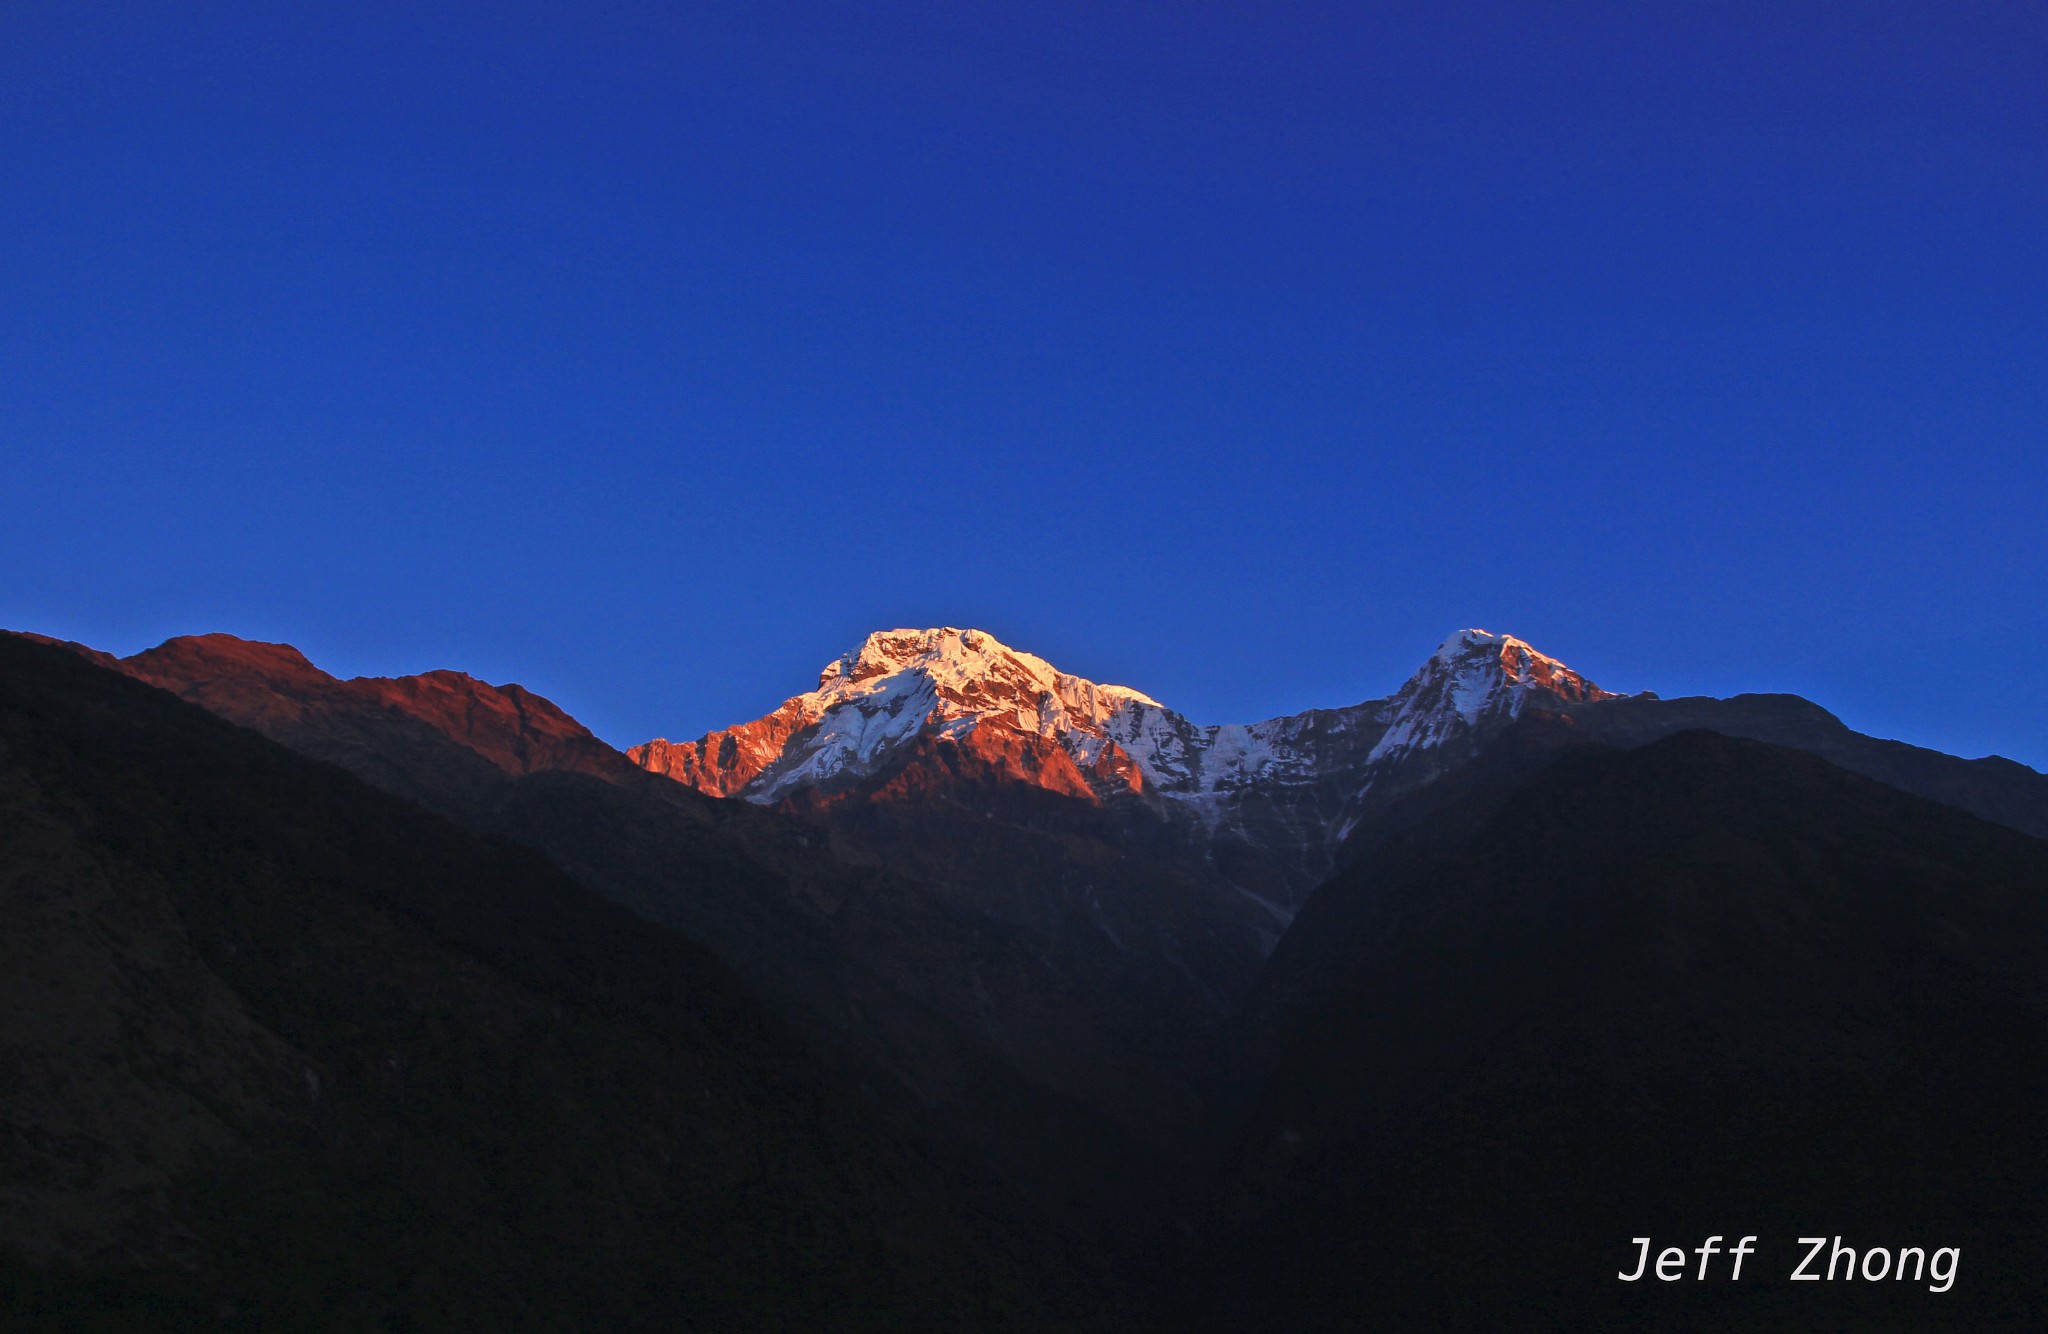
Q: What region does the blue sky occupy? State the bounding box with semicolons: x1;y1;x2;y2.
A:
5;2;2044;765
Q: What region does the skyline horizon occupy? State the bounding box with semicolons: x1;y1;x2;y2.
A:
16;612;2043;774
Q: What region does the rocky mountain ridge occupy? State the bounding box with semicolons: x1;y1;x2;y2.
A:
23;623;2048;925
632;626;1622;914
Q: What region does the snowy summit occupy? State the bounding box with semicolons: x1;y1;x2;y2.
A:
633;624;1615;814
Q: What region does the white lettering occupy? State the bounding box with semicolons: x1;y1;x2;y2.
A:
1729;1236;1756;1281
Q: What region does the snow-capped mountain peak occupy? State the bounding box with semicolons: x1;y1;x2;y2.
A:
629;626;1620;913
630;628;1175;802
815;627;1161;712
1368;628;1615;765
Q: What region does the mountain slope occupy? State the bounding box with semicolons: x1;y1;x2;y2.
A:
1567;690;2048;843
1198;727;2048;1330
31;630;1209;1258
116;632;641;806
0;632;1092;1330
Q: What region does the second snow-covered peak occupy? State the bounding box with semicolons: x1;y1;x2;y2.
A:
1435;628;1601;698
1370;627;1616;762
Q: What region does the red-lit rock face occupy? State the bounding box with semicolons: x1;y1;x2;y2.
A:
630;627;1174;807
629;699;815;798
115;634;640;805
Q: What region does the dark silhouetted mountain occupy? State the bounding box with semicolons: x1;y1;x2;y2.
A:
1199;727;2048;1331
18;622;2048;1331
1565;690;2048;842
54;632;1208;1264
0;633;1103;1330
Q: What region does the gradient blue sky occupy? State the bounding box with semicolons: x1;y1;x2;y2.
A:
5;2;2044;765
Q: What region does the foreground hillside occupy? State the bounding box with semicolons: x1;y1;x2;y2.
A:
0;634;1092;1331
9;625;2048;1330
67;631;1207;1261
1199;727;2048;1331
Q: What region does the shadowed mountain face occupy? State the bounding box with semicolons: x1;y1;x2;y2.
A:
1200;728;2048;1331
42;632;1218;1260
14;624;2048;1329
0;634;1095;1331
1565;691;2048;843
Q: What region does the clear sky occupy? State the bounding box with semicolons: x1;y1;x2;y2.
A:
5;2;2044;766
